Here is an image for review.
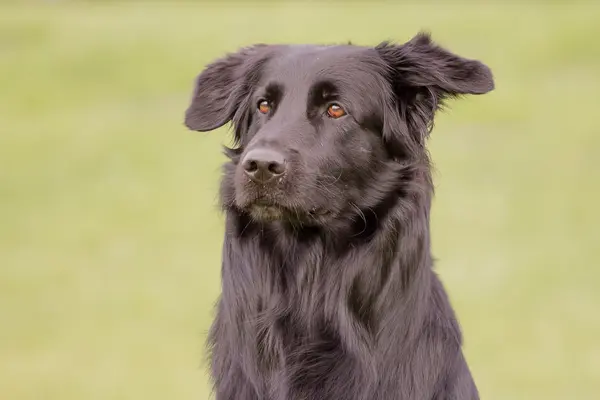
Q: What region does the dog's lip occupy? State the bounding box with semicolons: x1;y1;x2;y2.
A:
252;199;279;208
247;200;330;217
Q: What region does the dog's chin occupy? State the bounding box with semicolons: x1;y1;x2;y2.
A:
248;203;286;222
242;200;331;226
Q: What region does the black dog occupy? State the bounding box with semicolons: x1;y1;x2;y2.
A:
185;32;494;400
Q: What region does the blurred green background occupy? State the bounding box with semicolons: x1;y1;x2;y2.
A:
1;1;599;399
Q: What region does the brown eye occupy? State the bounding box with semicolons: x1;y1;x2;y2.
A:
327;103;346;119
258;100;271;114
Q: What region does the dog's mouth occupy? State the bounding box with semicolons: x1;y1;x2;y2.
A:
246;199;330;223
249;200;285;221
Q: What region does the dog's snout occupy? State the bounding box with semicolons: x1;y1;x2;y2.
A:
242;148;286;183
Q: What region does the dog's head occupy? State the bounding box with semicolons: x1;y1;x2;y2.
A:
185;33;493;226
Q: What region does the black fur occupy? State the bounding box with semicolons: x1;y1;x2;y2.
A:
184;32;494;400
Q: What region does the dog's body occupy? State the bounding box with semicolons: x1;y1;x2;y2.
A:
185;33;493;400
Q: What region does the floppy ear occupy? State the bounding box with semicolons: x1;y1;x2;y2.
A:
376;32;494;141
377;32;494;96
184;44;270;132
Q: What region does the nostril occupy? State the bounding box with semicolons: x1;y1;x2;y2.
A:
246;160;258;172
268;162;285;175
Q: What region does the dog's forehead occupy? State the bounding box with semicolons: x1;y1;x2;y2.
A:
264;45;380;85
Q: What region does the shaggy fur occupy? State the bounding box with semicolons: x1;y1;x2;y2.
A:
184;32;494;400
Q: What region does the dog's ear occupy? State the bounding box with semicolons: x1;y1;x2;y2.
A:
377;32;494;97
376;32;494;141
184;44;271;132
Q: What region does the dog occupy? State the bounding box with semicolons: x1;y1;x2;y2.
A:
184;32;494;400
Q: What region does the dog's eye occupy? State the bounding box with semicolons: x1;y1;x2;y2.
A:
258;100;271;114
326;104;346;119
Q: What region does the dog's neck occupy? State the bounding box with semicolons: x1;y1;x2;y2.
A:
221;172;434;324
214;166;437;387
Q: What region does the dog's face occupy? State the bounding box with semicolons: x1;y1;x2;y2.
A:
185;33;493;226
224;45;394;224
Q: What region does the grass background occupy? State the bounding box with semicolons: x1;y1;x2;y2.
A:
1;1;599;399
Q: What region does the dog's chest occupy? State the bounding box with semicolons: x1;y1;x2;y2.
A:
256;319;367;400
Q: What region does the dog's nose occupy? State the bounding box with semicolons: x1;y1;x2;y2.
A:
242;148;286;183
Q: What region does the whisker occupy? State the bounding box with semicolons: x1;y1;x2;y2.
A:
350;202;368;237
239;217;252;237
